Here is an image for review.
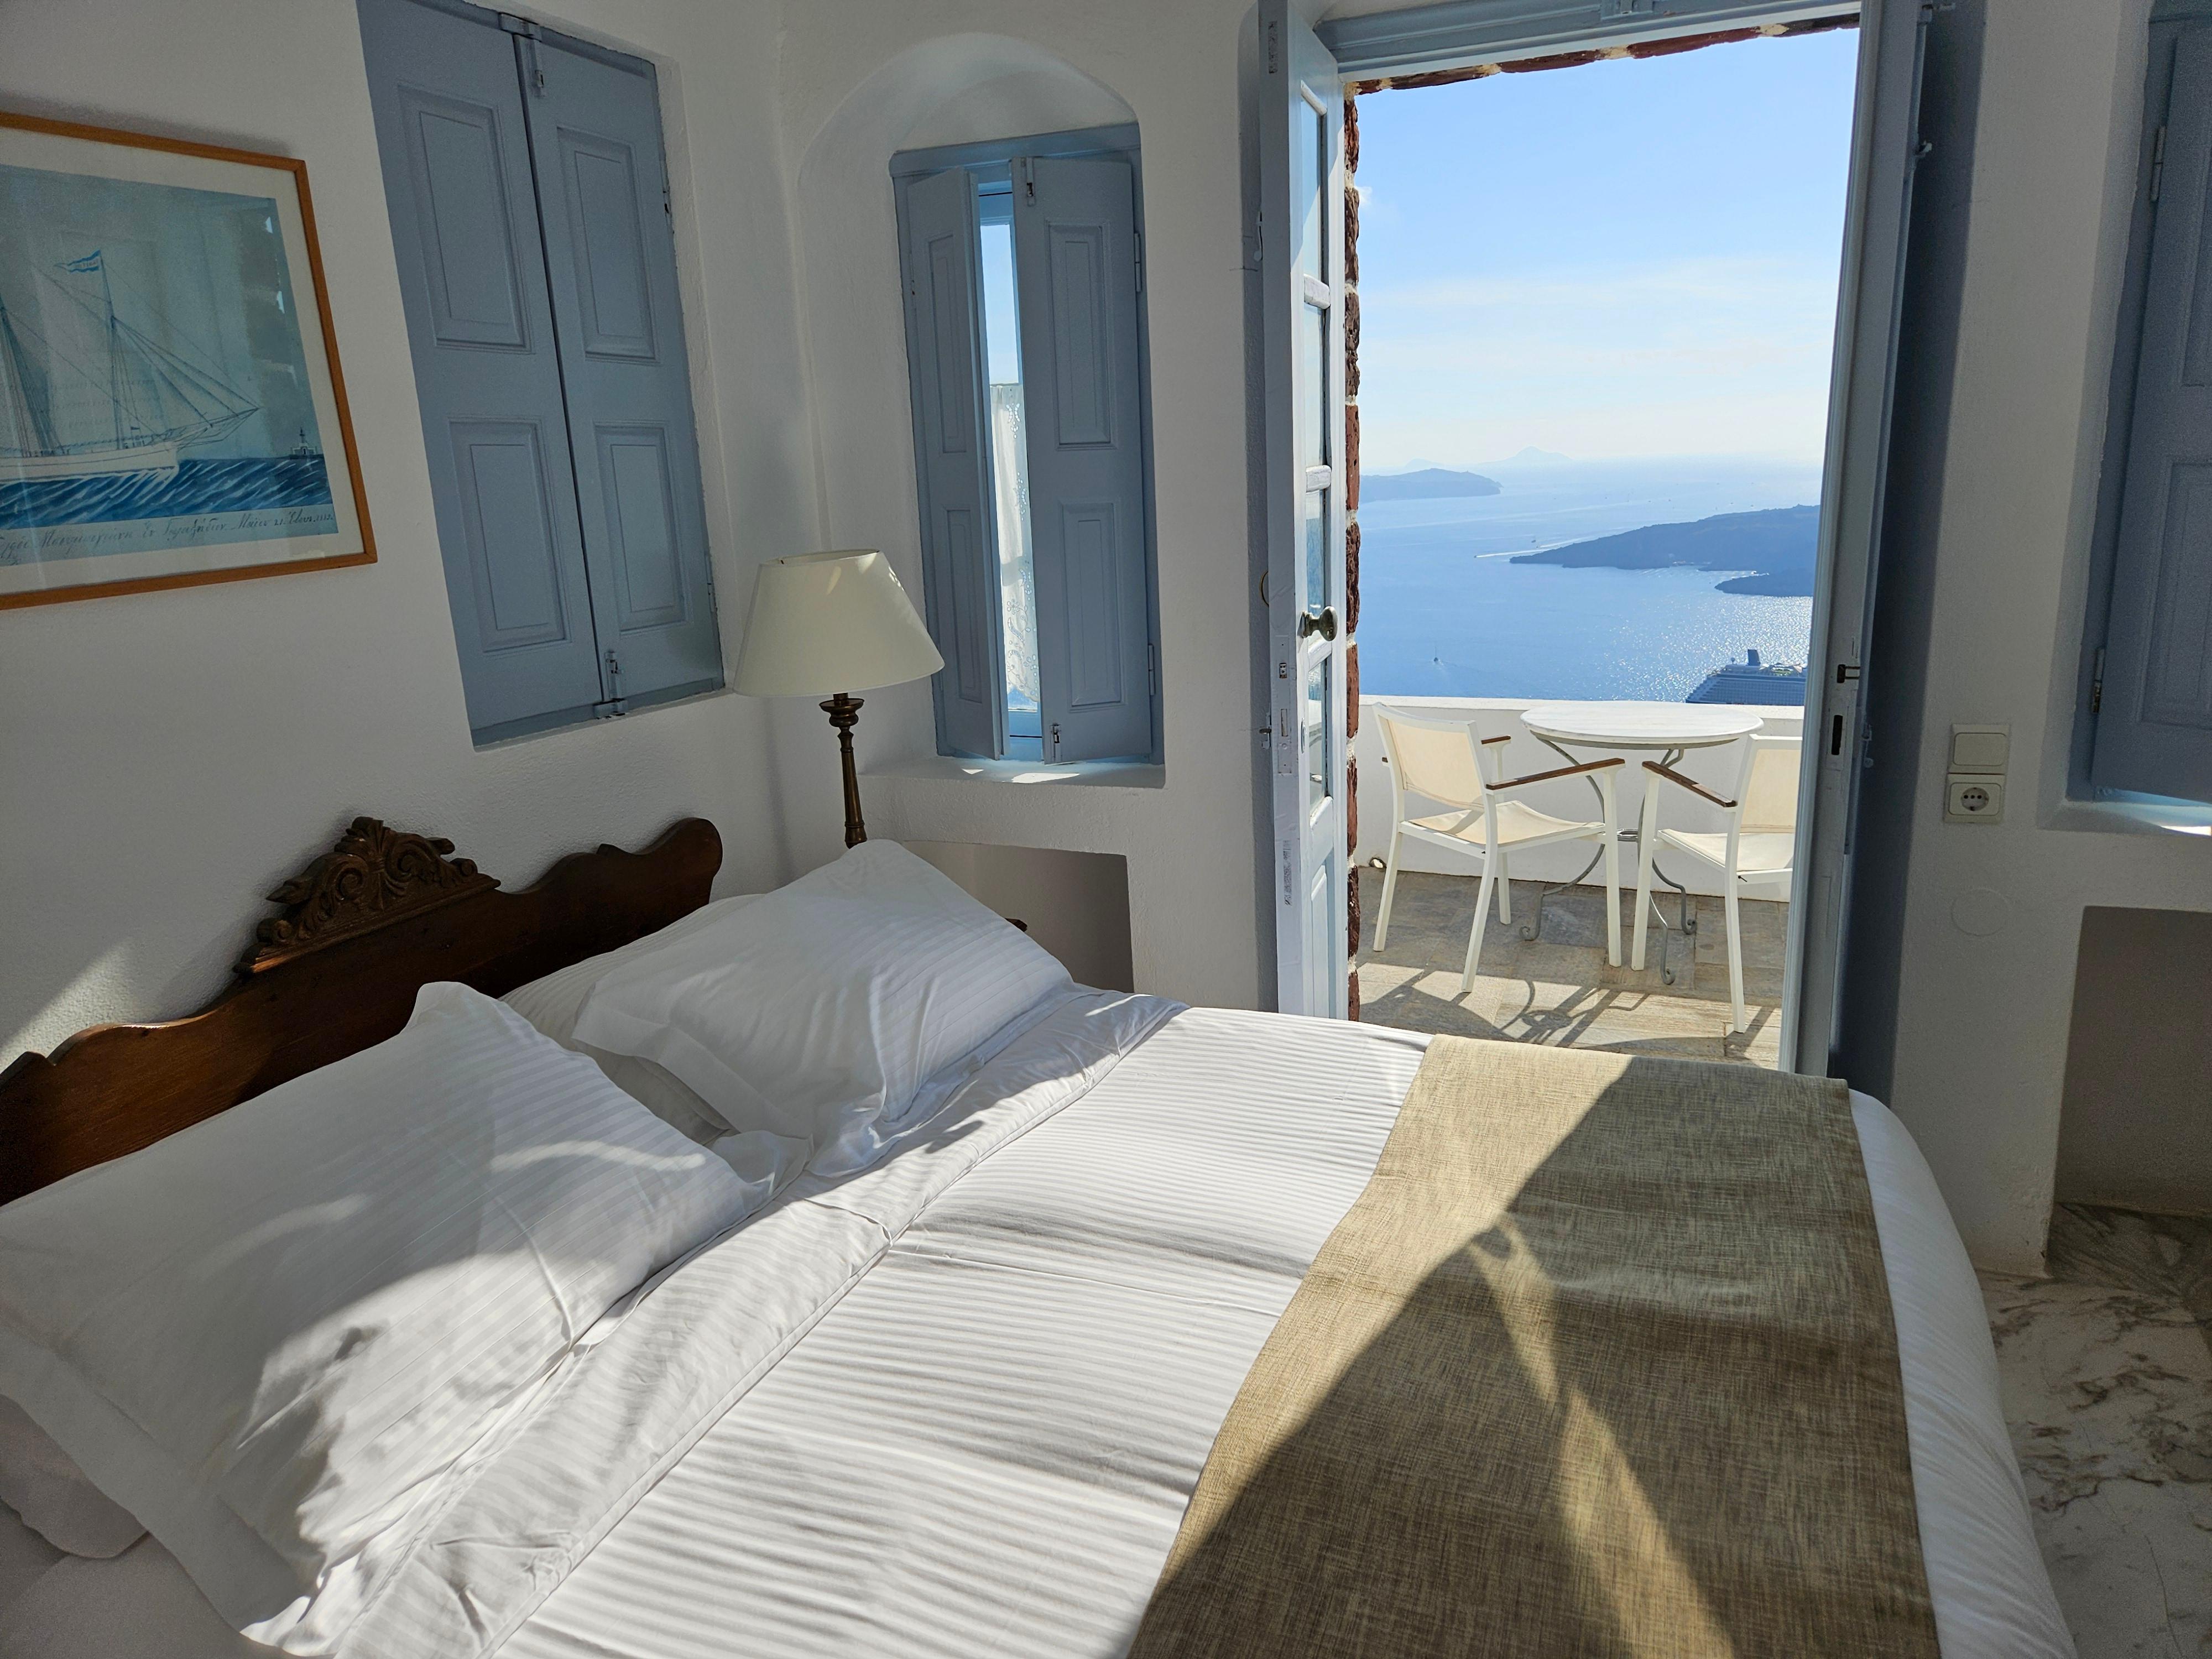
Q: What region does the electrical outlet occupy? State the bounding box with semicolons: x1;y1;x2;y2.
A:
1945;722;2008;823
1945;775;2004;823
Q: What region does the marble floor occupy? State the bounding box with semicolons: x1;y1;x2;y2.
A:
1982;1204;2212;1656
1352;865;1786;1067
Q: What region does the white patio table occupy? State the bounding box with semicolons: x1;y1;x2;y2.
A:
1517;701;1766;982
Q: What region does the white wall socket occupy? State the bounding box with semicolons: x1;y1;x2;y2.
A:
1946;775;2004;822
1945;723;2009;823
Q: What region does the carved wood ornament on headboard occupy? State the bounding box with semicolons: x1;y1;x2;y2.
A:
0;816;722;1207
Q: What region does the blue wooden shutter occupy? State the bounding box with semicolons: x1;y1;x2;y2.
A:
518;34;723;711
2093;27;2212;804
357;0;606;741
1013;156;1155;763
900;167;1006;759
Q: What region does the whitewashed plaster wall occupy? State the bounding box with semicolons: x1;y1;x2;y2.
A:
0;0;821;1065
8;0;2204;1284
769;3;1276;1009
1882;0;2212;1272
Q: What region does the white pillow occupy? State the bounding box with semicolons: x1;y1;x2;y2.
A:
503;893;761;1144
0;1396;141;1559
0;982;758;1648
573;839;1072;1173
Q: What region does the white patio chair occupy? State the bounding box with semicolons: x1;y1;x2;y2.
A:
1631;733;1801;1032
1373;706;1624;992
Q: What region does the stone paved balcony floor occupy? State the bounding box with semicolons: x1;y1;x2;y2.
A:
1352;866;1785;1068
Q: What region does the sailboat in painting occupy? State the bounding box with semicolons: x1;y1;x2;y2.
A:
0;116;363;601
0;251;259;487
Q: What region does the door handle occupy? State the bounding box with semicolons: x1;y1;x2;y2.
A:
1297;606;1338;641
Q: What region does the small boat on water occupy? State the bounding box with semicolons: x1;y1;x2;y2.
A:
1686;648;1807;706
0;251;258;488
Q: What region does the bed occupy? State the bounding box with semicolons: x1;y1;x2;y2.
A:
0;817;2072;1657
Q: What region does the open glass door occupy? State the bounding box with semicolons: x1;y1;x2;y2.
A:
1261;0;1349;1018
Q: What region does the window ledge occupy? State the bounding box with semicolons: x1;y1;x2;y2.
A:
867;754;1167;790
2045;797;2212;838
472;681;733;750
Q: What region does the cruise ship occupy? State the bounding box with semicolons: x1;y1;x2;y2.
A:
1686;648;1807;706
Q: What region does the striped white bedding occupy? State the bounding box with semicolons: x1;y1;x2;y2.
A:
0;1000;2070;1658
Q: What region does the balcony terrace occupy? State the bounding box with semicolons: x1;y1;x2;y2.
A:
1349;696;1799;1068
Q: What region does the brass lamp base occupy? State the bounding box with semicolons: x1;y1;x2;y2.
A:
821;692;867;848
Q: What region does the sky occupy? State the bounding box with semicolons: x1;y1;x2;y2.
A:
1354;28;1860;471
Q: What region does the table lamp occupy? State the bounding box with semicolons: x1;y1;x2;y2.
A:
734;549;944;847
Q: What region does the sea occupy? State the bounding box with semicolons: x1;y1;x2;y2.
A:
0;455;334;536
1357;455;1822;702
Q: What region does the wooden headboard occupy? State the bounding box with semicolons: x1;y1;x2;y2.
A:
0;816;722;1207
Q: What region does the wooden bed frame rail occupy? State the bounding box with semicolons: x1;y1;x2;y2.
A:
0;816;721;1207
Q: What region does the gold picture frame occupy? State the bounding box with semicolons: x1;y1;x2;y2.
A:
0;111;373;608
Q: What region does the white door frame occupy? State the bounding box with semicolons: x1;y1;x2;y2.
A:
1261;0;1352;1018
1285;0;1930;1066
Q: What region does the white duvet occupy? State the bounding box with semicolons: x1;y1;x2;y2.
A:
0;998;2072;1658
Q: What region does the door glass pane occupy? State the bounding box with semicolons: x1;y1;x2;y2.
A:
1300;300;1327;471
1302;487;1327;615
1305;654;1332;813
1295;90;1324;281
979;207;1041;758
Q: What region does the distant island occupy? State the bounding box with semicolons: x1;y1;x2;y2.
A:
1363;467;1503;502
1512;503;1818;597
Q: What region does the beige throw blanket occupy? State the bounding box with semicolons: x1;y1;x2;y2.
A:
1129;1038;1939;1658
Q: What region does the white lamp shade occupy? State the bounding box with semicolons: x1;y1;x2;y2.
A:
733;550;945;698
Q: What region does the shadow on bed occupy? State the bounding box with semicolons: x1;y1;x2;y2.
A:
1125;1050;1937;1659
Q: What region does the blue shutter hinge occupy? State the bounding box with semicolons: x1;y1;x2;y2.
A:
2089;646;2106;716
1133;229;1144;293
499;15;546;93
2149;125;2168;204
1048;721;1062;760
1019;158;1036;204
1148;642;1159;697
595;649;628;718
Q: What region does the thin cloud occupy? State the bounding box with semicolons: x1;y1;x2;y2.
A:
1358;257;1839;460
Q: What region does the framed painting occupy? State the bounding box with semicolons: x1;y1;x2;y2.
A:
0;112;373;609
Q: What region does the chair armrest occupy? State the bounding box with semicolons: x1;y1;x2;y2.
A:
1490;756;1625;792
1642;760;1736;810
1380;731;1509;768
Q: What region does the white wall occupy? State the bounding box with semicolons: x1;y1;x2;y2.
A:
2054;906;2212;1219
781;0;2212;1273
0;0;821;1065
9;0;2204;1283
1881;0;2212;1274
768;1;1274;1009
